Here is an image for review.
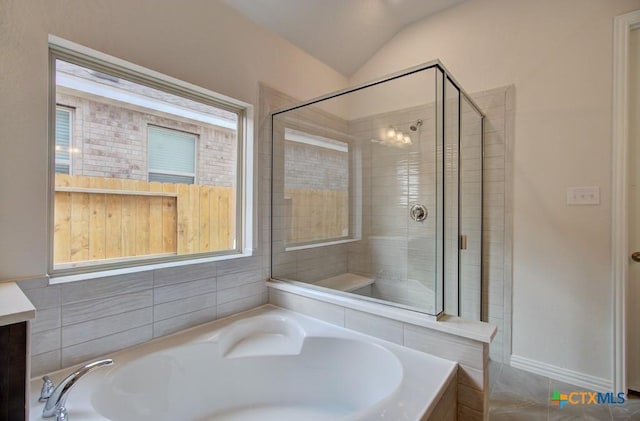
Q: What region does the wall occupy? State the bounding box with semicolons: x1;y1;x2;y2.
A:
0;0;347;373
23;257;265;376
350;0;640;383
0;0;347;281
284;142;348;191
58;92;237;186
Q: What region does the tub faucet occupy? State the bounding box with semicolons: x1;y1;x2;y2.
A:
41;358;114;420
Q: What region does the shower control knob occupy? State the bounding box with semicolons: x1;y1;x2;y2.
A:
410;204;428;222
632;252;640;262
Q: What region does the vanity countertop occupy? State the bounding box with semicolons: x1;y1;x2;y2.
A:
0;282;36;326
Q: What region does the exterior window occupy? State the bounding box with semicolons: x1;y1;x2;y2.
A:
50;43;248;274
55;107;72;174
148;126;196;184
284;128;350;246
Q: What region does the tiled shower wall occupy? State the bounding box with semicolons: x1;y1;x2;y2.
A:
351;85;513;363
347;104;439;313
474;86;514;363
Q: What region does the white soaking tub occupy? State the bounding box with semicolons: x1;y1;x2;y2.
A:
29;305;457;421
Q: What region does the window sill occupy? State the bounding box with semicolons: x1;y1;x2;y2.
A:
48;249;255;285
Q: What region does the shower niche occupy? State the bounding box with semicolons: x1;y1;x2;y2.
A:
271;62;483;319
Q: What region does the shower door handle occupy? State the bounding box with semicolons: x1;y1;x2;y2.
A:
460;235;468;250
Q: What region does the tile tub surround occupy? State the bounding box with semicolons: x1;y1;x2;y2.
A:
269;285;496;421
20;257;268;378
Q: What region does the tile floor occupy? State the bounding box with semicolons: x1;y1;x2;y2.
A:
489;361;640;420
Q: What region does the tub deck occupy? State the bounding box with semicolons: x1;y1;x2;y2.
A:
29;305;457;420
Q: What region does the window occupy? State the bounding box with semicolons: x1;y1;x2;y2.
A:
50;39;251;276
55;106;72;174
284;128;351;246
148;126;196;184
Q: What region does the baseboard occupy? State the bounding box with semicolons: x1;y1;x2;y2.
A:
510;354;612;392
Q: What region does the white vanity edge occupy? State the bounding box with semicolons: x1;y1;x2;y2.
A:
267;279;497;343
0;282;36;326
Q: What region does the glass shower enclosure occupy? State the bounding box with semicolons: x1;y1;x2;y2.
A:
271;62;483;319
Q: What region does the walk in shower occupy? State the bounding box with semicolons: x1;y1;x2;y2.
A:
271;62;483;319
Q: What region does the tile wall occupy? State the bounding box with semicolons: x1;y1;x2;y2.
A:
474;86;514;364
347;104;439;313
21;257;268;377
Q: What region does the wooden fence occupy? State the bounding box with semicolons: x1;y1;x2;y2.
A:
285;188;348;244
54;175;234;265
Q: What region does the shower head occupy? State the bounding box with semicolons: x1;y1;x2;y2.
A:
409;119;423;132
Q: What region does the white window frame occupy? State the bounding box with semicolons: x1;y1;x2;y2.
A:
54;105;73;174
147;125;198;184
47;35;254;283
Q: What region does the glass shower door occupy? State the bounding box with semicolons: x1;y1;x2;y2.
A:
271;62;482;319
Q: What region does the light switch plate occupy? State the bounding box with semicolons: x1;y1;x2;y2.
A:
566;186;600;205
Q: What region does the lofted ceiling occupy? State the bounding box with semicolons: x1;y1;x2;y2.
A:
224;0;466;76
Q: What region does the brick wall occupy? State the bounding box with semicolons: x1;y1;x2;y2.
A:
284;141;348;191
56;93;236;187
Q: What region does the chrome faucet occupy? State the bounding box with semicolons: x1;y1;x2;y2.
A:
40;358;114;420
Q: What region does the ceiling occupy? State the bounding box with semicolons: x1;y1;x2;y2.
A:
224;0;466;76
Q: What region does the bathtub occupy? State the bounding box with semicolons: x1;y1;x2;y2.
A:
29;305;457;420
